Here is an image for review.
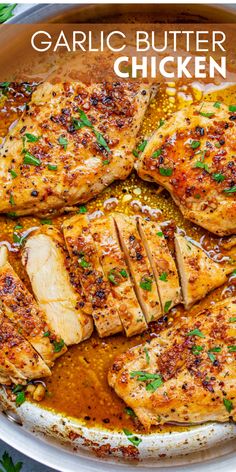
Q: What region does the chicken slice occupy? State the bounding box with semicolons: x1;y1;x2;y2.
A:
62;215;123;337
114;214;161;323
136;102;236;236
0;246;65;366
0;81;152;216
137;217;182;313
89;215;147;336
22;227;93;345
108;297;236;428
0;309;50;385
175;233;236;309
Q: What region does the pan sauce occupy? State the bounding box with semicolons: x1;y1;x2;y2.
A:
0;80;236;435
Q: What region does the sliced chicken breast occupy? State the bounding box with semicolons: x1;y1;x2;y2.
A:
0;81;152;216
175;233;236;309
114;214;161;323
137;217;182;313
62;215;123;337
22;227;93;345
0;309;50;385
136;102;236;236
90;215;147;336
109;298;236;428
0;246;66;366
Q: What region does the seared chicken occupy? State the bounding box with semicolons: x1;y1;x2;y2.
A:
90;215;147;336
0;309;50;385
109;297;236;428
62;214;123;337
0;81;152;216
175;233;236;309
0;246;65;366
114;214;161;323
22;227;93;345
137;217;182;313
136;102;236;236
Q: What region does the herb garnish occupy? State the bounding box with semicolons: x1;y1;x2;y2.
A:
47;164;57;171
214;102;221;109
207;352;216;363
140;276;153;291
0;451;23;472
224;186;236;194
191;140;200;150
164;300;172;313
228;345;236;352
159;272;168;282
130;371;163;392
158;118;165;129
58;135;68;150
137;140;148;152
212;173;225;182
123;429;142;447
23;151;41;166
0;4;17;23
73;108;111;153
144;347;150;364
156;231;164;237
53;339;65;353
25;133;40;143
186;328;205;338
77;205;87;214
229;105;236;112
41;219;52;225
78;257;90;268
9;169;17;179
124;407;136;418
159;167;173;177
229;317;236;323
223;398;233;413
200;112;215;118
152;149;162;158
191;345;203;355
194;161;210;172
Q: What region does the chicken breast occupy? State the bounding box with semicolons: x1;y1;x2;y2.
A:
137;217;182;313
0;246;65;366
108;297;236;428
136;102;236;236
0;309;50;385
114;214;161;323
175;233;236;309
22;227;93;345
89;215;147;336
0;81;152;216
62;214;123;337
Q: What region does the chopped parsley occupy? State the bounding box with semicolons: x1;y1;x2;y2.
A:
0;4;17;23
223;398;233;413
23;152;41;166
77;205;87;214
123;429;142;447
0;451;23;472
58;135;68;150
140;276;153;291
53;339;65;353
137;140;148;152
9;169;17;179
186;328;205;338
40;219;52;225
130;371;163;392
159;272;168;282
207;352;216;363
94;130;110;153
164;300;172;313
209;346;222;352
194;161;210;172
214;101;221;109
156;231;164;237
229;317;236;323
152;149;162;158
108;270;119;285
124;407;136;418
224;186;236;194
212;173;225;182
73;109;111;153
25;133;40;143
191;345;203;355
120;268;128;278
13;232;27;246
144;347;150;364
43;331;50;337
200;112;215;118
9;194;15;206
78;257;90;268
229;105;236;112
191;140;201;150
132;149;139;157
15;391;26;407
47;164;57;171
157;118;165;129
77;108;93;128
159;167;173;177
228;345;236;352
